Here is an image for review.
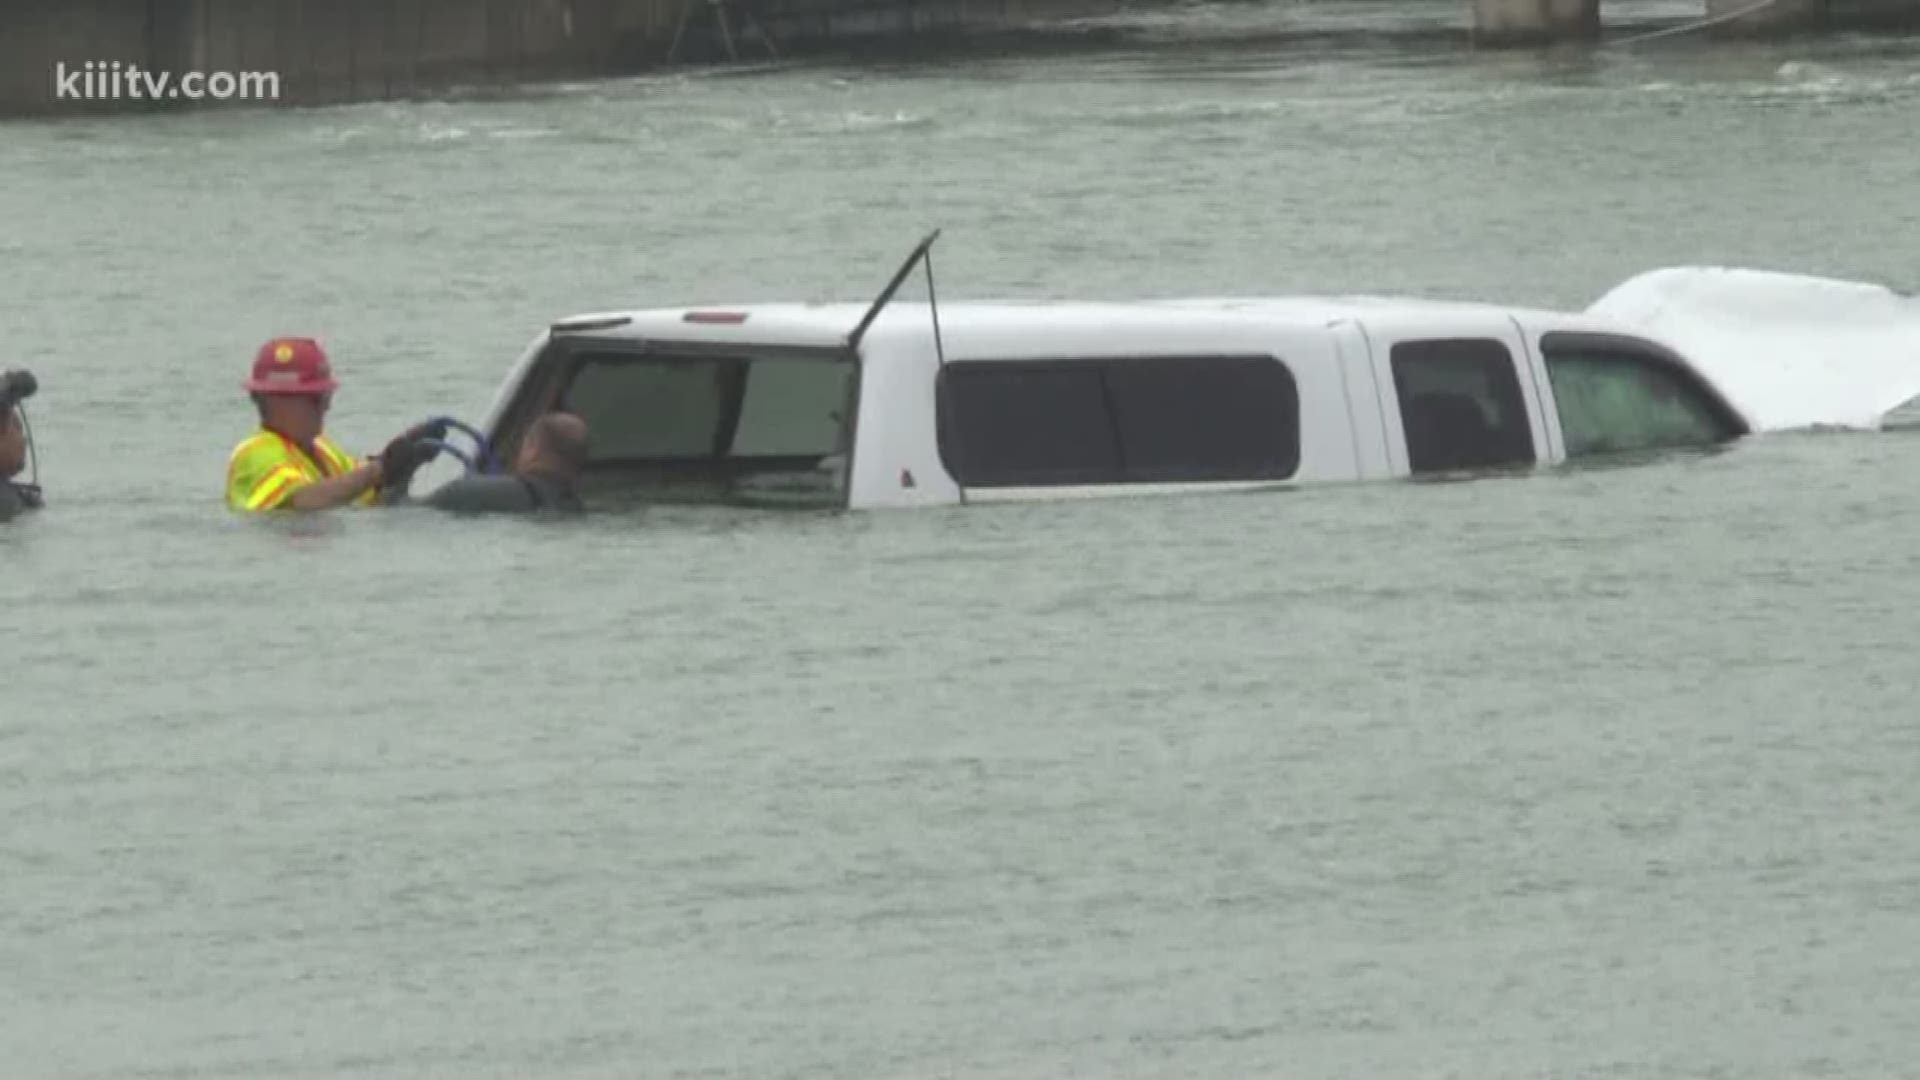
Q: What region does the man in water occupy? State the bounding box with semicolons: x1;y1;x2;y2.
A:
225;337;440;513
421;411;589;514
1;369;43;522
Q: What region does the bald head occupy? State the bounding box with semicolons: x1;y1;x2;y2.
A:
519;411;590;478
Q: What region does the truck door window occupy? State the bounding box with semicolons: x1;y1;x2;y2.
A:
1543;345;1742;458
1389;338;1536;474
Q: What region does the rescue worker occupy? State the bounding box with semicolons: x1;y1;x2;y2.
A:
421;411;589;514
1;368;43;522
225;337;440;513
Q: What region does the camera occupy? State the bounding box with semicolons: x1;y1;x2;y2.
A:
0;369;36;411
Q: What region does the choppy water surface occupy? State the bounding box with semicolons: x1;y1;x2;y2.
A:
3;12;1919;1078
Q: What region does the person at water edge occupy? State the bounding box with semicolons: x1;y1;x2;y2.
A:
224;338;442;513
419;411;589;515
1;369;44;522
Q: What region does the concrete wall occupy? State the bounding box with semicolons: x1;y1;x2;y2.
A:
1702;0;1920;35
8;0;1919;117
1835;0;1920;25
756;0;1115;49
182;0;649;105
1704;0;1827;32
0;0;1111;117
1709;0;1920;33
0;0;151;115
1470;0;1599;43
0;0;722;116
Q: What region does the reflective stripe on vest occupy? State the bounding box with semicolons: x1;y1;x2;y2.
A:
245;465;306;511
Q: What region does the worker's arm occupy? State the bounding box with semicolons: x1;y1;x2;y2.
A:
284;460;386;510
422;475;540;514
291;429;447;509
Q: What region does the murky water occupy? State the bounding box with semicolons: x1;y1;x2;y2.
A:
3;11;1920;1078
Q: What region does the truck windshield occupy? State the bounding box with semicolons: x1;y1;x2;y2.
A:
554;349;854;507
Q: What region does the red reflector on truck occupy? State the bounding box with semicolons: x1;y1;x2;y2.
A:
684;311;748;324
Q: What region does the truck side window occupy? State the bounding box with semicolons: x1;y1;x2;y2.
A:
1389;339;1536;474
936;356;1299;487
938;362;1122;486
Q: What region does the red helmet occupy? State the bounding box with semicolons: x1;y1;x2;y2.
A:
244;337;338;395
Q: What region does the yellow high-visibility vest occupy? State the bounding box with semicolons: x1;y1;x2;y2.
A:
225;427;373;512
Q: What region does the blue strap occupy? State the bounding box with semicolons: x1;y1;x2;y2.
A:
426;417;497;473
416;438;477;473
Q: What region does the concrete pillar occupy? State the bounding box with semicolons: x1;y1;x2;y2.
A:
1472;0;1600;44
608;0;678;66
0;0;69;114
0;0;152;115
350;0;396;103
195;0;244;88
293;0;356;106
381;0;427;100
147;0;207;77
414;0;491;84
1706;0;1828;34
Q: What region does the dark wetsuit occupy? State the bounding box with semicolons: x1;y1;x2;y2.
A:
0;482;41;523
423;471;582;515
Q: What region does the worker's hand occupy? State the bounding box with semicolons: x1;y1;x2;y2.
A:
376;433;439;491
395;418;452;444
